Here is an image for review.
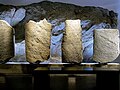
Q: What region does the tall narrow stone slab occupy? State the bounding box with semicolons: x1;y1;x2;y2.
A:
0;20;14;63
25;19;52;63
62;20;83;63
93;29;119;63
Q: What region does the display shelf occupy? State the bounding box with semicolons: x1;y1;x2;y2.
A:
0;62;119;90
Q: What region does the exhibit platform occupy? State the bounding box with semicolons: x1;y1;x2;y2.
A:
0;62;119;90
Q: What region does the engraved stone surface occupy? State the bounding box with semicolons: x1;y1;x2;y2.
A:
0;20;14;62
93;29;119;63
25;19;52;63
62;20;83;63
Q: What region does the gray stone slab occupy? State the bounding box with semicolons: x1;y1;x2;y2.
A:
93;29;119;63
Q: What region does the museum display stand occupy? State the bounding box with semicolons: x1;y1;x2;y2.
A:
0;63;119;90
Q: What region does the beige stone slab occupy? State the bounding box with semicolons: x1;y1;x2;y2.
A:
93;29;119;63
62;20;83;63
0;20;14;62
25;19;52;63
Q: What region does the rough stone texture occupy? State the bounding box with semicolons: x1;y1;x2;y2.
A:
0;1;115;41
62;20;83;63
93;29;119;63
25;19;52;63
82;22;112;62
0;1;118;63
0;20;14;63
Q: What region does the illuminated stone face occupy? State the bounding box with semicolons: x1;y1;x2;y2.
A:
62;20;83;63
93;29;119;63
0;20;14;62
25;19;52;63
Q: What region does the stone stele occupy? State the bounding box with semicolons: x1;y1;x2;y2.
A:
62;19;83;63
0;20;14;62
25;19;52;63
93;29;119;63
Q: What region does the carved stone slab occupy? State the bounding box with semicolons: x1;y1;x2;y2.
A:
25;19;52;63
62;20;83;63
93;29;119;63
0;20;14;62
